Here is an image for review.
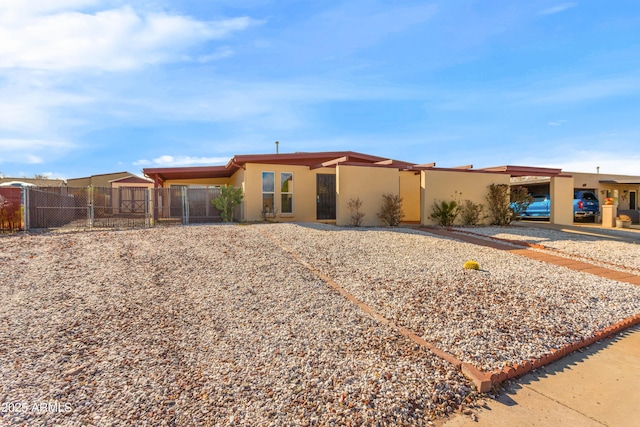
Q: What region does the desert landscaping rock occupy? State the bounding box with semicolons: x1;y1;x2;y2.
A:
1;223;639;425
454;226;640;274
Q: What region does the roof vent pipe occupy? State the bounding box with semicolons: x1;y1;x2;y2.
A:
275;140;279;154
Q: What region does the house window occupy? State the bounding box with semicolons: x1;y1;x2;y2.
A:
280;172;293;214
262;171;275;214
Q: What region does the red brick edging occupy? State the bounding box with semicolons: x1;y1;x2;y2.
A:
257;229;493;392
486;313;640;385
258;228;640;394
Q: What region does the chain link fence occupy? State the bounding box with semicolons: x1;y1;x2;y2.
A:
0;186;224;232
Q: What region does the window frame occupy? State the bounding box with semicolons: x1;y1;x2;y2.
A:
261;171;276;216
280;172;294;215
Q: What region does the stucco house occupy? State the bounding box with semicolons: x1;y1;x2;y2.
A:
143;151;576;227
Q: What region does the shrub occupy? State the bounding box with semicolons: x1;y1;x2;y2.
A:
509;186;533;220
347;197;365;227
378;194;404;226
486;184;512;225
459;200;486;226
463;260;480;270
212;185;244;222
430;200;459;226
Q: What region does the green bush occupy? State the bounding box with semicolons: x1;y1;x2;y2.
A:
378;194;404;226
212;185;244;222
430;200;459;226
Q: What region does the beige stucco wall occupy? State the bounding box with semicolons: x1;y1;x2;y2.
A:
570;172;639;211
242;163;336;222
421;169;510;225
336;165;399;227
550;176;575;225
400;171;421;222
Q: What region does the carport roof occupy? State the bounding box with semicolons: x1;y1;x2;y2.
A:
478;165;569;177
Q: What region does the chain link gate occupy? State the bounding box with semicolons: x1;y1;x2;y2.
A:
16;186;222;231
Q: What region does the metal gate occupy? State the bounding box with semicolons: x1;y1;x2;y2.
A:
153;187;222;225
316;174;336;220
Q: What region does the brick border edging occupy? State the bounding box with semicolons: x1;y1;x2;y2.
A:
448;227;640;274
486;313;640;385
257;229;493;393
257;228;640;394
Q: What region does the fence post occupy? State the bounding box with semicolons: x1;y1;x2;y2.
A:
182;187;189;225
23;186;30;232
88;186;94;228
145;189;151;227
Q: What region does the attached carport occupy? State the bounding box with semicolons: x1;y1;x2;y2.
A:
479;165;575;225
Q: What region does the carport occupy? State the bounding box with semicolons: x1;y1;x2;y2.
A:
479;165;575;225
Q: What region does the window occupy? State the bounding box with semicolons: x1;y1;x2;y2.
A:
280;172;293;214
262;172;275;214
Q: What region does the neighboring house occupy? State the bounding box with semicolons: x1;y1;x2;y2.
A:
66;172;154;216
67;172;136;188
0;177;65;187
143;151;576;226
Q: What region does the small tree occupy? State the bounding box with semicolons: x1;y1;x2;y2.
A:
509;186;533;220
347;197;365;227
486;183;512;225
378;194;404;226
212;185;243;222
430;200;459;226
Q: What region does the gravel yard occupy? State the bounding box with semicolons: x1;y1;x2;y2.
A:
453;225;640;274
1;223;639;426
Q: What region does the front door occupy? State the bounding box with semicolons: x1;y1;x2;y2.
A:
631;191;637;210
316;174;336;220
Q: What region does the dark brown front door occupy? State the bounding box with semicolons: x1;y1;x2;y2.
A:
316;174;336;220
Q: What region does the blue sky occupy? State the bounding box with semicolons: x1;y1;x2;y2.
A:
1;0;639;179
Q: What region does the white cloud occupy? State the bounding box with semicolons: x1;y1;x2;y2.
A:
0;0;99;16
197;46;235;63
539;3;576;16
0;139;75;164
0;5;258;71
548;120;567;126
133;155;228;167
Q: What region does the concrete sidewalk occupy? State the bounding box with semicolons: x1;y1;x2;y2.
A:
443;325;640;427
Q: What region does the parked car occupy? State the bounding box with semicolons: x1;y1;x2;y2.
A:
573;190;599;222
514;195;550;219
511;191;600;222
